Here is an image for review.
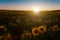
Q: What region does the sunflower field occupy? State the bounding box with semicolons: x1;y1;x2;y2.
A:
0;10;60;40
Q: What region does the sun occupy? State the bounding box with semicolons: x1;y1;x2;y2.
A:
32;7;40;13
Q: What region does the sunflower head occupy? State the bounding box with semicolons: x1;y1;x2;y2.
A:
0;25;4;29
51;25;59;31
21;32;31;40
32;27;39;36
38;25;46;33
0;25;7;32
25;32;32;39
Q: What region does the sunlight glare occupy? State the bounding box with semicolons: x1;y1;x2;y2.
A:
32;7;40;13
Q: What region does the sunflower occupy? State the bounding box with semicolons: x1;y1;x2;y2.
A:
0;25;7;32
25;32;32;39
0;25;4;29
32;27;39;36
51;25;59;31
38;26;46;33
21;32;31;40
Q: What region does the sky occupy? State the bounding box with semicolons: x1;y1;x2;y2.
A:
0;0;60;10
